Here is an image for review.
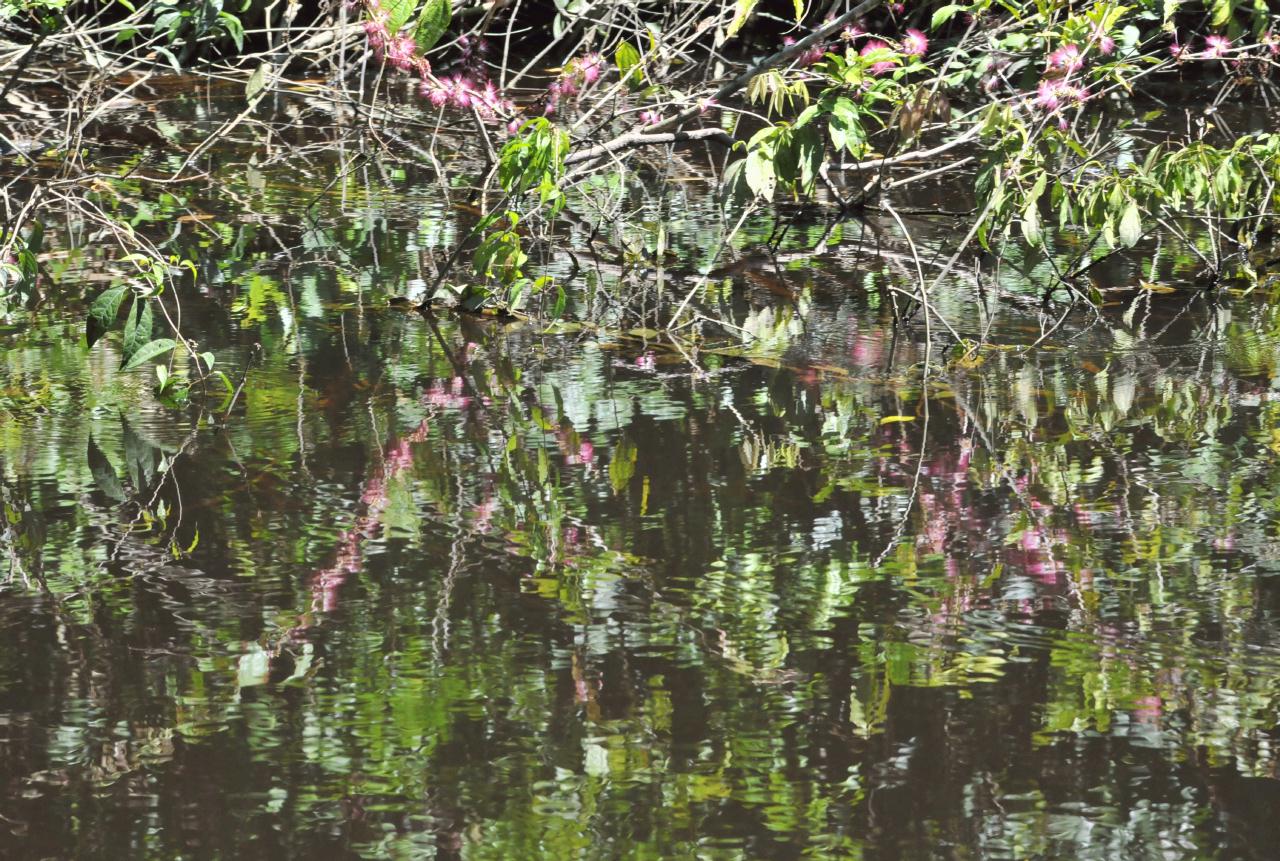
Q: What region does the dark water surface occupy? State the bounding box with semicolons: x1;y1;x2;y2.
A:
4;81;1280;859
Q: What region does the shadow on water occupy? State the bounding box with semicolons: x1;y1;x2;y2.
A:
3;81;1280;859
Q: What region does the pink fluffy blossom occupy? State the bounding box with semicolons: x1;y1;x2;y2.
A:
639;109;663;125
385;34;416;71
578;52;604;84
1033;78;1089;112
422;80;449;107
783;35;827;67
901;28;928;58
1202;34;1231;59
841;23;866;42
1047;43;1083;73
363;18;388;53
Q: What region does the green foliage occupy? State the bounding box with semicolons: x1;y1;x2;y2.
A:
614;41;643;88
0;223;42;311
459;119;569;310
729;45;917;203
497;117;570;210
413;0;451;54
84;254;193;386
977;111;1280;276
150;0;248;65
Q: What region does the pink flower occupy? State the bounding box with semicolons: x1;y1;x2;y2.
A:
1169;39;1185;59
696;97;719;114
386;34;416;71
1033;78;1089;112
860;40;897;75
1264;31;1280;56
1033;78;1061;110
639;109;662;125
444;75;474;109
363;19;388;52
799;43;828;66
1047;43;1083;73
578;52;604;84
901;28;928;58
423;80;449;107
1092;27;1116;56
1202;34;1231;59
841;23;866;42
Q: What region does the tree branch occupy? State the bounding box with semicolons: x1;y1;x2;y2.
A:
564;127;734;166
570;0;883;156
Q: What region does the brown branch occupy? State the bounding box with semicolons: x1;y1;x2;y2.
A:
564;127;734;166
832;124;982;173
561;1;883;171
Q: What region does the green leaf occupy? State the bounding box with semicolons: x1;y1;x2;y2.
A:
154;46;182;73
1209;0;1231;27
1020;201;1042;245
793;0;804;22
122;338;176;372
792;124;823;195
930;4;964;29
217;12;244;52
745;150;777;200
1118;201;1142;247
87;284;129;349
727;0;759;37
245;62;270;101
828;99;865;155
414;0;451;54
615;41;642;87
121;297;153;365
384;0;418;34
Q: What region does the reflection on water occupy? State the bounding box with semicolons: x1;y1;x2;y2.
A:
4;85;1280;859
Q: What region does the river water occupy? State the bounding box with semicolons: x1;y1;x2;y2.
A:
2;79;1280;859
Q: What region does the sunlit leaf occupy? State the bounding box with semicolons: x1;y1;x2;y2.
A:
727;0;759;37
383;0;418;34
414;0;451;54
122;338;177;371
245;62;270;101
1118;201;1142;247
